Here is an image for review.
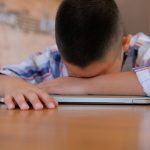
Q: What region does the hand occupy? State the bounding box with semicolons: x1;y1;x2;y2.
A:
37;77;89;95
1;76;58;110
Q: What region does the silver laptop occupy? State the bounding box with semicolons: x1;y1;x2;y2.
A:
52;95;150;104
1;95;150;104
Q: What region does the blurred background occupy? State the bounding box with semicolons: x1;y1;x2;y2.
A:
0;0;150;66
0;0;61;66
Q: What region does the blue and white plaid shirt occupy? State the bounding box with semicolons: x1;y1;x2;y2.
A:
0;45;68;84
1;33;150;96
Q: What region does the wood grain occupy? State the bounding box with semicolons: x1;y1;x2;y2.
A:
0;105;150;150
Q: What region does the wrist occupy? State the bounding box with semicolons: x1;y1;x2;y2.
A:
82;78;94;95
0;75;25;96
0;75;9;96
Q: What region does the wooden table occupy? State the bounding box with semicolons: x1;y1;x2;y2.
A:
0;104;150;150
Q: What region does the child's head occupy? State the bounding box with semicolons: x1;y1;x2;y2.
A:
55;0;131;78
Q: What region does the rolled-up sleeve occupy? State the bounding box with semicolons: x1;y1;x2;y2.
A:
134;67;150;96
133;33;150;96
0;46;64;84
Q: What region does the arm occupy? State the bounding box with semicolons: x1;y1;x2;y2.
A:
38;71;145;96
0;46;58;84
86;71;145;96
0;47;59;110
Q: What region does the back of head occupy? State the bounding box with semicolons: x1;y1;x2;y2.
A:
55;0;123;68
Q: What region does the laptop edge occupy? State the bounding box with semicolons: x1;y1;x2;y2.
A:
0;95;150;104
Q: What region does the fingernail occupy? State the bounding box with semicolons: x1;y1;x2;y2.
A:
21;103;29;110
8;104;15;109
47;102;55;109
35;103;43;110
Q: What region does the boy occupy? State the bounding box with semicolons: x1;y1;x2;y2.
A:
0;0;149;110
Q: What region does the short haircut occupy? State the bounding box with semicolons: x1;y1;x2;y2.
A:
55;0;123;68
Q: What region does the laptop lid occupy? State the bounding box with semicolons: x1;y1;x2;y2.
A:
0;95;150;104
51;95;150;104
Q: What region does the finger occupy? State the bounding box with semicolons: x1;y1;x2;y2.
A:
36;89;58;109
13;94;29;110
24;91;44;110
4;95;15;110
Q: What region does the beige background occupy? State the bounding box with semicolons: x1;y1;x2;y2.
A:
0;0;150;66
0;0;61;66
116;0;150;34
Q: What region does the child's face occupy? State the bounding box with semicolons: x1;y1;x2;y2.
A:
64;35;131;78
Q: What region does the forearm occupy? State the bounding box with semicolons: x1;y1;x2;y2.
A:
0;75;10;97
87;71;145;96
0;75;25;97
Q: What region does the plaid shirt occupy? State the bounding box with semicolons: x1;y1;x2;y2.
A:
0;45;68;84
0;33;150;96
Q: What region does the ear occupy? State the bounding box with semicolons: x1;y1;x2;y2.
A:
122;34;132;53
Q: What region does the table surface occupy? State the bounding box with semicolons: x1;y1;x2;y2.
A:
0;104;150;150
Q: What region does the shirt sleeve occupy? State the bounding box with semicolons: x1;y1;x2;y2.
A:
132;33;150;96
0;45;66;84
134;67;150;96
